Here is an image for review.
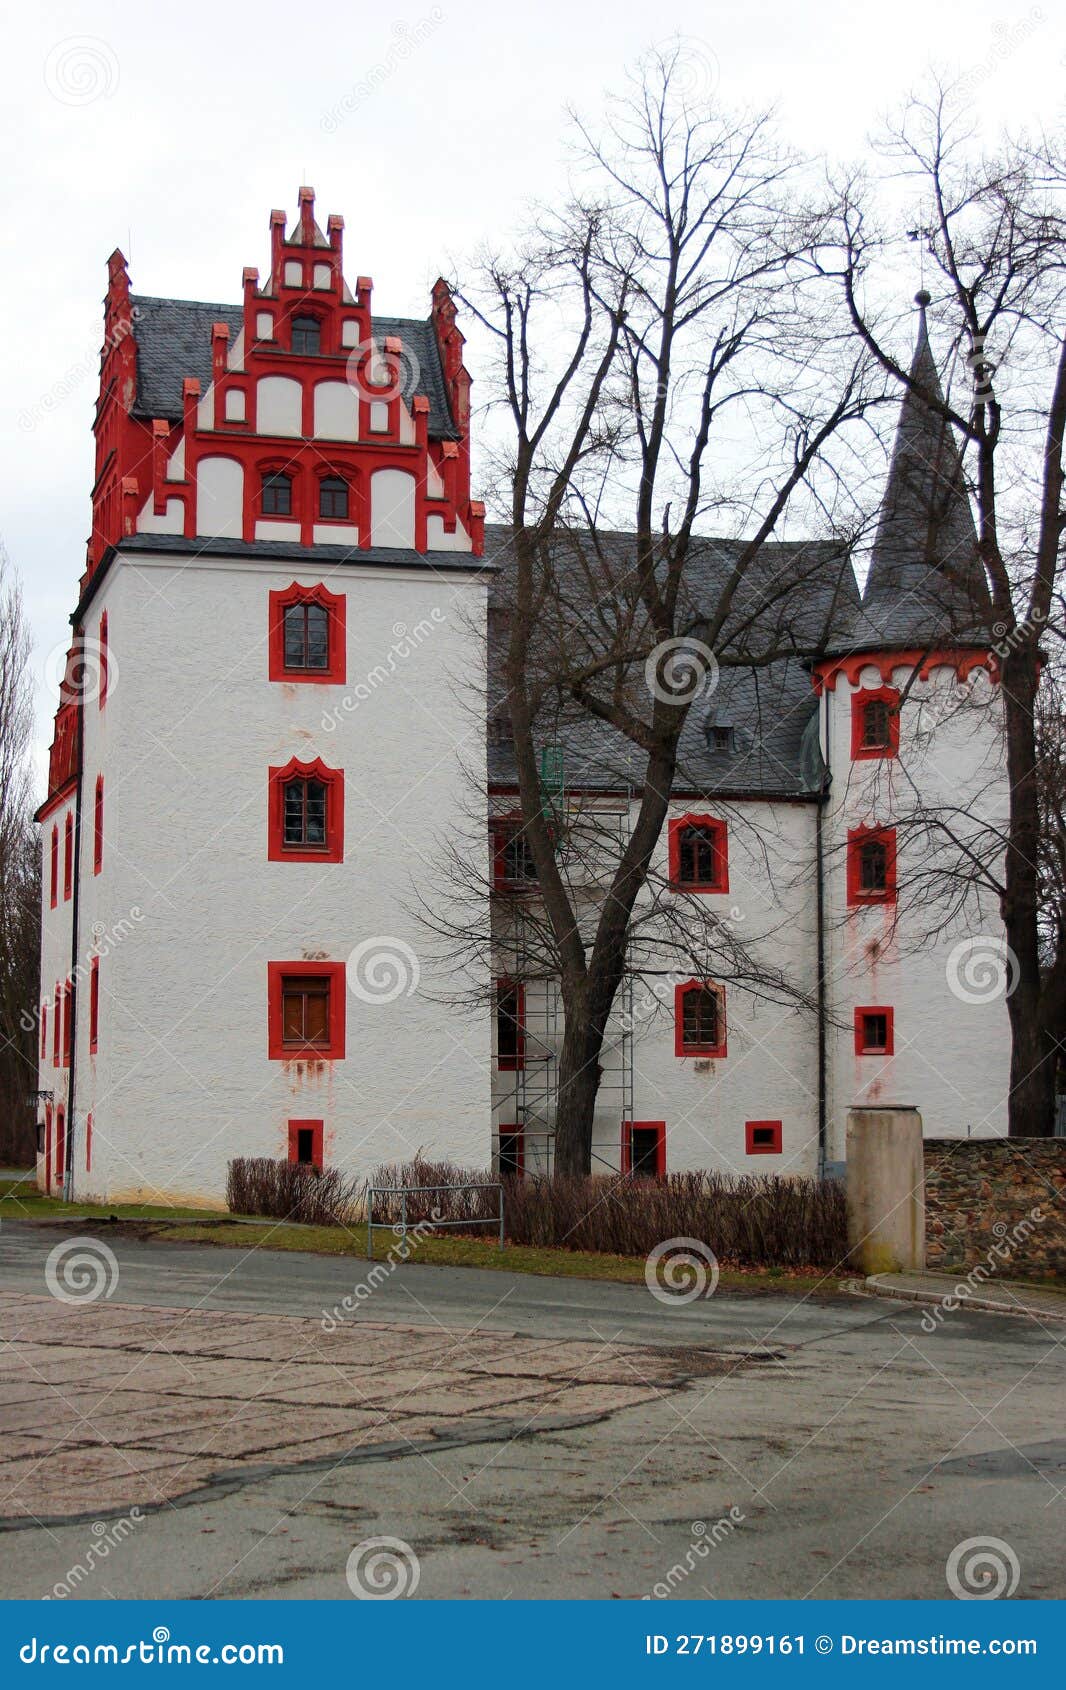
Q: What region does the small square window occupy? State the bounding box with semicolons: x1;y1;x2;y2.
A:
288;1120;324;1167
855;1007;894;1055
746;1120;782;1155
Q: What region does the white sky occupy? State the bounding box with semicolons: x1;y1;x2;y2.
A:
3;0;1060;790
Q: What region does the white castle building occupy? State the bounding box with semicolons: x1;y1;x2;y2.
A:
35;194;1011;1204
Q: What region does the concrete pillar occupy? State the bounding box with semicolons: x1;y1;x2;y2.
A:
846;1107;925;1274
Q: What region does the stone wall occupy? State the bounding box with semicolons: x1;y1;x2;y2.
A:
924;1138;1066;1278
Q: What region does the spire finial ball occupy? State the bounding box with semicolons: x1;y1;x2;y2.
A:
915;289;931;308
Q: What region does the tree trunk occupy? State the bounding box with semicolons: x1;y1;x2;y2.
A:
553;1004;606;1176
1000;647;1054;1137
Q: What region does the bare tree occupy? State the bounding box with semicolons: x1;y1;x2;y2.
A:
831;81;1066;1134
447;51;878;1174
0;543;38;1165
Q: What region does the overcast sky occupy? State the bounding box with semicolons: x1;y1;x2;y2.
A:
3;0;1059;789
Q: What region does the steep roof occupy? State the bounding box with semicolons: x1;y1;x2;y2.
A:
127;294;460;438
833;295;991;652
484;526;859;798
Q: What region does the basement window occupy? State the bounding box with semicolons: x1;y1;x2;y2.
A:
745;1121;782;1155
288;1120;324;1167
622;1121;665;1179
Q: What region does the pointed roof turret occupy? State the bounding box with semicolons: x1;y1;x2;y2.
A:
833;292;991;653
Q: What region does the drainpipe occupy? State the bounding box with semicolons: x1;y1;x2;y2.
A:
815;694;831;1182
64;635;86;1202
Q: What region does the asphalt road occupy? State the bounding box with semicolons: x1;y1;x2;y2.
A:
2;1220;1064;1602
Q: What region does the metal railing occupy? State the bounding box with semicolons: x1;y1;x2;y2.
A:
366;1182;505;1260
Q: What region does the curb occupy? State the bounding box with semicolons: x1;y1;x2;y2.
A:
865;1273;1066;1324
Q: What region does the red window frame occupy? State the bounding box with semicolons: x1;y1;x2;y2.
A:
497;1124;525;1178
63;812;74;901
49;824;58;908
854;1006;894;1055
98;612;109;710
86;1111;93;1173
93;776;104;875
55;1106;66;1190
491;817;539;891
268;582;346;684
267;961;346;1061
745;1120;783;1155
52;984;61;1065
846;826;898;907
495;980;526;1071
621;1120;666;1178
89;956;100;1054
267;756;344;863
40;1000;47;1060
668;814;729;892
44;1102;52;1190
62;981;72;1068
674;979;727;1058
850;686;900;760
288;1119;324;1167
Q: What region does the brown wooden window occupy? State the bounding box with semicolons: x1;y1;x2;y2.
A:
858;839;888;894
861;699;891;750
283;778;328;849
283;601;329;670
682;986;719;1049
281;976;331;1050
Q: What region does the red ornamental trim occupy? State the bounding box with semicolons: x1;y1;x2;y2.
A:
745;1120;782;1155
854;1006;895;1055
846;825;898;908
812;648;996;695
268;581;346;685
674;980;728;1059
850;687;901;761
287;1119;324;1167
667;814;730;893
621;1121;666;1178
267;960;346;1061
267;756;345;863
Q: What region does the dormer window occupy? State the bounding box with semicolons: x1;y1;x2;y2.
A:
291;316;321;356
319;476;349;520
261;471;292;517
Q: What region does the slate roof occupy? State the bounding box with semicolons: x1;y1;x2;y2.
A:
128;295;459;438
483;526;859;798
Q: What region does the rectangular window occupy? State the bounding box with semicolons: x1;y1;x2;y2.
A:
89;957;100;1053
262;472;293;516
846;827;897;907
496;982;525;1071
99;612;109;709
40;1002;48;1060
269;585;346;685
62;982;72;1068
498;1127;524;1178
851;688;900;760
493;822;538;889
675;981;726;1057
854;1006;894;1055
668;815;729;892
622;1121;665;1179
288;1119;324;1167
94;776;104;875
50;826;58;908
268;962;346;1060
63;813;74;901
745;1120;782;1155
284;602;329;670
268;759;344;862
53;985;61;1065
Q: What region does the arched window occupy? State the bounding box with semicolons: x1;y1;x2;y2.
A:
318;475;349;520
261;470;293;517
268;758;344;863
291;316;321;356
668;815;728;892
674;981;726;1057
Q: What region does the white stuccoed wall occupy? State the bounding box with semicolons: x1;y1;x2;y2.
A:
68;548;492;1206
820;661;1011;1160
